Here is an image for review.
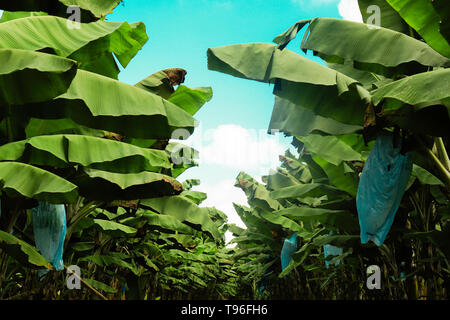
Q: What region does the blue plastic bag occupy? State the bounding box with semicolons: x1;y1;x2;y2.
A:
32;202;67;271
324;243;343;268
281;232;298;270
323;231;343;268
257;255;272;295
357;133;413;246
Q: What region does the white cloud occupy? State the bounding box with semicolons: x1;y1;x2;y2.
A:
0;10;3;19
174;124;293;246
338;0;363;22
181;124;286;177
195;178;248;245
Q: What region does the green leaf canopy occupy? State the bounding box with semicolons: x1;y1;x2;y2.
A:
208;43;370;126
0;48;77;106
141;196;222;241
21;70;197;139
0;162;78;203
300;18;450;77
385;0;450;58
0;134;171;173
0;16;148;78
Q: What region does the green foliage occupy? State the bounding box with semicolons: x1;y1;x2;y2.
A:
210;0;450;300
0;0;242;300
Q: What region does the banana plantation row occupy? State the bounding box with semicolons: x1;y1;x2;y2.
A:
0;0;449;300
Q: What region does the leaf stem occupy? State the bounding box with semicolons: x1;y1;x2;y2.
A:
435;137;450;171
417;137;450;188
425;146;450;187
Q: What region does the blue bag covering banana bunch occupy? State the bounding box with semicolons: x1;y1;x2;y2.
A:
32;202;67;274
281;232;298;271
257;255;272;295
324;243;343;268
356;133;413;246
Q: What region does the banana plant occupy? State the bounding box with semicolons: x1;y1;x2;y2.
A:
0;0;236;300
215;0;450;299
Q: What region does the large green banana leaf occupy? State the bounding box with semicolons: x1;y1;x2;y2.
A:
412;164;445;186
313;155;359;196
326;61;386;90
181;190;207;205
141;196;222;240
24;118;106;138
0;48;76;106
276;206;359;232
258;210;303;233
269;183;350;201
137;212;197;235
134;70;175;99
372;68;450;112
0;11;48;23
358;0;409;34
265;169;302;190
386;0;450;58
0;134;171;173
208;43;370;126
135;70;213;116
0;162;78;203
74;168;182;201
166;142;199;178
233;203;273;237
0;230;52;268
0;16;148;78
59;0;122;18
297;134;363;166
91;218;137;237
235;172;283;212
269;96;362;137
275;18;449;77
168;85;213;116
22;70;196;139
430;0;450;45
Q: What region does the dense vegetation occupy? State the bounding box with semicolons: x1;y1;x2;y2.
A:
209;0;450;300
0;0;449;300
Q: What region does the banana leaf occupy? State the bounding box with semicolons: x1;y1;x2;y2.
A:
0;230;52;268
358;0;409;34
0;134;171;173
386;0;450;58
74;168;183;201
372;68;450;112
208;43;370;126
22;70;196;139
0;162;78;203
0;48;77;106
0;11;48;23
0;16;148;78
299;18;450;76
141;196;222;240
269;96;362;137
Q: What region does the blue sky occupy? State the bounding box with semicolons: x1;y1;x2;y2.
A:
106;0;363;242
0;0;364;243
